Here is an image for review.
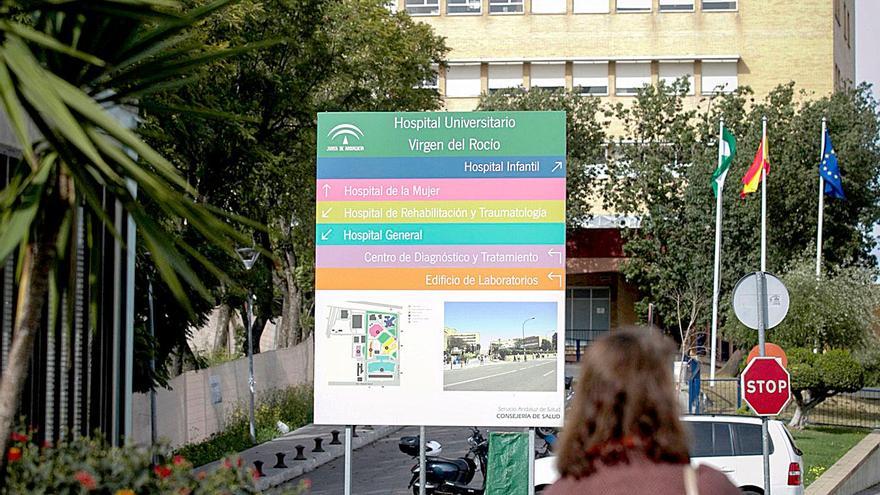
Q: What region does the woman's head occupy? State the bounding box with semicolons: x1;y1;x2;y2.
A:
556;328;690;478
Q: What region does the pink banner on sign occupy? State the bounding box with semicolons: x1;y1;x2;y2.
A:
316;178;565;201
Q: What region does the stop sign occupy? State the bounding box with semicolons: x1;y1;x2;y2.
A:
741;357;791;416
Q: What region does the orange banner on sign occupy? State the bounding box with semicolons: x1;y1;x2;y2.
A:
316;268;565;291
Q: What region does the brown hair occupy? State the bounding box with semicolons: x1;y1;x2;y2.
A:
555;329;690;479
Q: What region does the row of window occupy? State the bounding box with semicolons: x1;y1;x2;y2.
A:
438;60;737;97
400;0;736;16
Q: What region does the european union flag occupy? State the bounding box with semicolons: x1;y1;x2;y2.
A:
820;129;845;199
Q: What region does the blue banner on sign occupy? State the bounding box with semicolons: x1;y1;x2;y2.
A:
317;156;567;179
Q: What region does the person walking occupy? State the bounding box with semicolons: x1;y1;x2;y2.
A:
546;329;739;495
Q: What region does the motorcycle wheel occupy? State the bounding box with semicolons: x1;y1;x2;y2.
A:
412;487;435;495
535;427;556;438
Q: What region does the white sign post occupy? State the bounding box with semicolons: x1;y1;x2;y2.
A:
316;111;568;494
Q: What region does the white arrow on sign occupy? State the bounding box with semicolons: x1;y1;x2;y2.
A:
321;207;333;218
547;272;563;288
552;161;564;173
547;248;563;264
322;184;331;197
320;229;333;241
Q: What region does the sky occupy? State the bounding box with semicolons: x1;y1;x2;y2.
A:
444;301;557;350
855;0;880;262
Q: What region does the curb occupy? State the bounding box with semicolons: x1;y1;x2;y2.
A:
254;425;402;491
807;431;880;495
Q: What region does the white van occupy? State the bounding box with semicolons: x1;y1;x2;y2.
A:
535;415;804;494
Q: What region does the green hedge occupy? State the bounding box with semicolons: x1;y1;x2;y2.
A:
176;385;313;467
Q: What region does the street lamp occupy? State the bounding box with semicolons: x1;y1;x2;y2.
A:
236;246;260;445
522;316;535;362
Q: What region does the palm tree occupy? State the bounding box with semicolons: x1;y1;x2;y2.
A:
0;0;256;478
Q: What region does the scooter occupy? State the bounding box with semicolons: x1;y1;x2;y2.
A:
399;427;488;495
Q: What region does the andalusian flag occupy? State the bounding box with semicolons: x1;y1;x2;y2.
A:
740;135;769;198
712;128;737;197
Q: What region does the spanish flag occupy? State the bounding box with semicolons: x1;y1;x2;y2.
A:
740;135;769;198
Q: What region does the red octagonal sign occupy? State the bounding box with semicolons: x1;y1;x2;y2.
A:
741;357;791;416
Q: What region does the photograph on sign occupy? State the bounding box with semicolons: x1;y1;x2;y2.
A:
314;111;567;427
443;301;557;392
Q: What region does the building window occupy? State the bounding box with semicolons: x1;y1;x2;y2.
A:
701;0;737;10
659;62;695;94
659;0;694;11
533;0;566;13
447;0;481;14
530;63;566;90
445;64;481;97
418;65;440;89
573;62;608;95
616;0;651;12
490;0;524;14
574;0;610;12
846;9;851;48
615;62;651;95
405;0;439;15
701;61;738;94
488;63;523;92
565;288;611;349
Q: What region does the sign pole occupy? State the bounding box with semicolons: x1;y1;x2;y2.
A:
345;425;353;495
528;427;536;495
816;117;827;278
419;426;427;495
756;272;771;495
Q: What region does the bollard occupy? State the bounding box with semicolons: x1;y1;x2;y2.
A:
253;460;265;477
313;437;325;453
273;452;287;469
330;430;342;445
293;445;307;460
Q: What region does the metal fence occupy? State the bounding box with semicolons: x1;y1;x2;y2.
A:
691;379;880;429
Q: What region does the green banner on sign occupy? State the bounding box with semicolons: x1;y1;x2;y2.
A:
317;111;565;158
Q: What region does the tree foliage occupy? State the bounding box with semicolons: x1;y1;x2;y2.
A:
787;348;865;428
477;80;880;355
608;82;880;344
724;259;880;350
477;88;607;226
142;0;448;376
0;0;254;478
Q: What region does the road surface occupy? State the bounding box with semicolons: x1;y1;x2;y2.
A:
443;358;557;392
276;426;480;494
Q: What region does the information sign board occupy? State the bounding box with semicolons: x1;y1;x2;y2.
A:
314;111;566;427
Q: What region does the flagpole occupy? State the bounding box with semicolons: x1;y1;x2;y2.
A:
710;117;725;384
816;117;827;278
760;116;768;273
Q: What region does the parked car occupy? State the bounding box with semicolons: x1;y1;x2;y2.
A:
534;415;804;494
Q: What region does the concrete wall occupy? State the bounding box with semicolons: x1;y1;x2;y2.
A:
807;431;880;495
131;335;314;449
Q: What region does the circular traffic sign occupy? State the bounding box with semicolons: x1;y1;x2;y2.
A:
747;343;788;368
741;357;791;416
732;272;790;330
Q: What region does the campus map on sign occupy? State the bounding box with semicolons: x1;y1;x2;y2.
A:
314;111;567;427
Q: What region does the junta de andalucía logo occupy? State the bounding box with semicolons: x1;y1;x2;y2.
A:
326;123;365;152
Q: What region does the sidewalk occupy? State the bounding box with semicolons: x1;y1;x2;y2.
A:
195;423;402;492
